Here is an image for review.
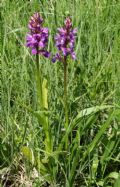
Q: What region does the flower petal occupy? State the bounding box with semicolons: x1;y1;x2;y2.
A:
31;48;37;55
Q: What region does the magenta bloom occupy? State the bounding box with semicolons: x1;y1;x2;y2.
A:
26;12;50;57
52;17;77;63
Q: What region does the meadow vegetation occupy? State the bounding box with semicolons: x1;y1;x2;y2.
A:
0;0;120;186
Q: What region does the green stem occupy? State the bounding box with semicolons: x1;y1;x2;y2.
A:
63;57;68;130
36;54;52;153
36;54;43;109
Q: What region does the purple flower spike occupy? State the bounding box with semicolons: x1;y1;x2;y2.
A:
52;17;77;63
26;12;50;57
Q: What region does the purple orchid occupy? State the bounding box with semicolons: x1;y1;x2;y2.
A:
52;17;77;63
26;12;50;57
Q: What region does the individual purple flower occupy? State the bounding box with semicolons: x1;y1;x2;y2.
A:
26;12;50;57
52;17;77;63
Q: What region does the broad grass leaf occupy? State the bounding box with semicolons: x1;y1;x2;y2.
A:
83;111;115;160
68;146;81;186
58;105;113;151
100;140;116;168
73;105;113;125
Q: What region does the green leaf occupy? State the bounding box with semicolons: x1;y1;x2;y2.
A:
21;146;34;165
42;78;48;110
103;172;119;187
97;180;104;186
91;152;99;180
106;172;119;180
114;174;120;187
33;111;48;130
33;111;53;154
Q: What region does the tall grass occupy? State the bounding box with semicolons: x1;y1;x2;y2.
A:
1;0;120;186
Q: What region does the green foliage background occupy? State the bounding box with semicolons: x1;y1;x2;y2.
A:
0;0;120;186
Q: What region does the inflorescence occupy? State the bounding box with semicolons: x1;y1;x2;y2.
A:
52;17;77;63
26;13;77;61
26;12;50;57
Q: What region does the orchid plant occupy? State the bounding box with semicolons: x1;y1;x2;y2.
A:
26;13;52;159
53;17;77;131
25;12;77;185
26;12;77;132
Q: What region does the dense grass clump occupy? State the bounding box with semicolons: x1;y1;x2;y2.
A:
1;0;120;186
